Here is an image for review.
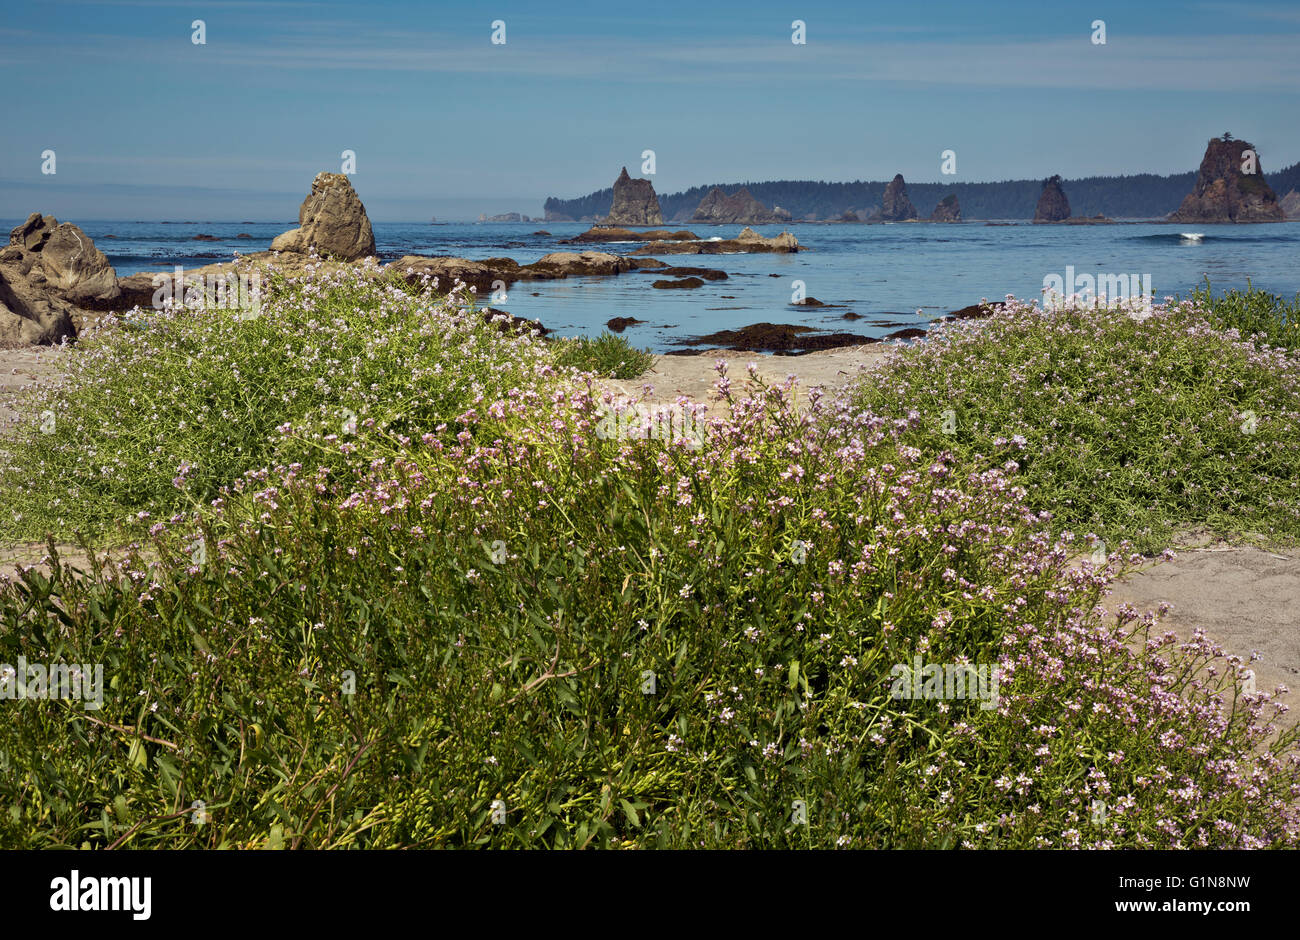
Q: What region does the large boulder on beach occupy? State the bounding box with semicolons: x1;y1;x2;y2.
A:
6;214;120;306
1169;137;1285;223
1033;175;1071;222
37;222;121;305
0;267;76;345
605;168;664;226
271;172;376;260
690;187;789;224
881;175;918;221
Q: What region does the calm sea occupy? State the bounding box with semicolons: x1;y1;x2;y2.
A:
11;220;1299;353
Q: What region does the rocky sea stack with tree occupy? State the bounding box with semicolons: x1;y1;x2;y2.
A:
1169;135;1286;223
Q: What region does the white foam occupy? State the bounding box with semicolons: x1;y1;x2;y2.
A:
1180;232;1204;243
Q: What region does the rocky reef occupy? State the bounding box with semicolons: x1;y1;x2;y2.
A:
631;227;800;255
561;227;697;245
1169;137;1286;223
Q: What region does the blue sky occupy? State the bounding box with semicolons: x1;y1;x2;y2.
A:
2;0;1298;220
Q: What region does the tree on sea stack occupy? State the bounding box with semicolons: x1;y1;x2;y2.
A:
270;172;377;261
1168;136;1285;223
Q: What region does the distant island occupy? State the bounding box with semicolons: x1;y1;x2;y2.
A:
546;148;1300;222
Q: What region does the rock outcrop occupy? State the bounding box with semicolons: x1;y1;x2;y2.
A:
0;266;77;345
5;213;119;307
881;175;918;221
631;227;800;255
1033;175;1071;222
1282;190;1300;220
388;250;637;295
1169;137;1286;222
562;227;697;244
930;194;961;222
690;187;789;224
604;168;664;226
270;172;376;260
0;213;125;343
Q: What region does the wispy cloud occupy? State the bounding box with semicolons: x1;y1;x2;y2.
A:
4;25;1297;93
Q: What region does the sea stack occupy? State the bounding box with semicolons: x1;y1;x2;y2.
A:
690;187;789;224
605;167;664;226
881;174;918;221
930;194;961;222
271;172;377;260
1033;175;1071;222
1168;136;1285;223
1281;190;1300;220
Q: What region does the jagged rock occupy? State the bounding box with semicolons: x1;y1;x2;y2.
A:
38;223;121;305
1282;190;1300;220
881;175;918;221
0;267;76;345
690;187;786;224
1033;175;1071;222
10;213;57;252
930;194;961;222
270;172;376;260
604;168;664;226
1169;137;1286;222
735;227;800;250
652;277;705;289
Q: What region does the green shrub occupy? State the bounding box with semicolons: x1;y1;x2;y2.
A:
1;370;1294;849
0;265;552;542
553;331;655;379
1191;280;1300;352
850;296;1300;553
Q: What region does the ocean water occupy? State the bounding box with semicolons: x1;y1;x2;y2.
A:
11;219;1300;353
